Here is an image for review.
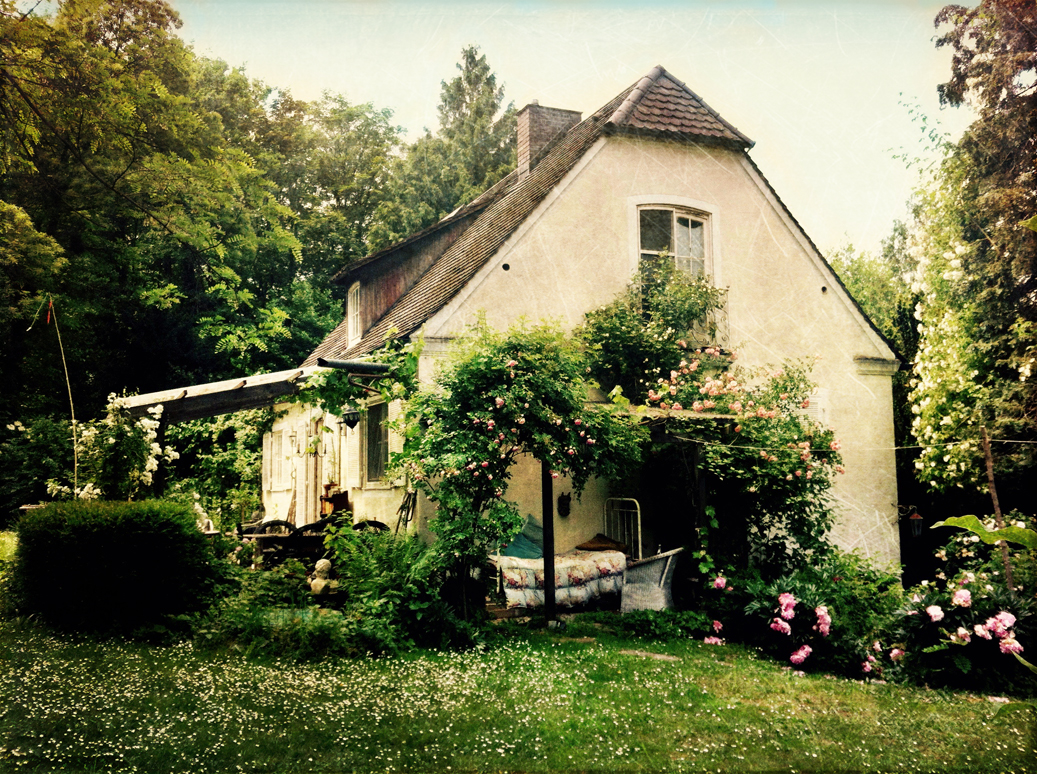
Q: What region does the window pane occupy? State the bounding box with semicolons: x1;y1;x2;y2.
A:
688;220;704;259
366;402;389;481
675;217;691;257
639;209;672;253
675;216;704;259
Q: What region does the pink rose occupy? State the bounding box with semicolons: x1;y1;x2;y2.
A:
951;589;972;607
713;575;727;590
703;636;724;645
925;605;944;623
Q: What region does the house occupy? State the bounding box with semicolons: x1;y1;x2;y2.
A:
263;65;902;569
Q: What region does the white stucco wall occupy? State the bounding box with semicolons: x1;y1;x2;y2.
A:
420;135;901;569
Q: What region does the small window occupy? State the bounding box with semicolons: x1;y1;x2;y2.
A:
348;283;361;344
639;207;707;277
366;402;389;482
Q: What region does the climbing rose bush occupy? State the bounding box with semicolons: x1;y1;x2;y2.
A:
397;321;644;583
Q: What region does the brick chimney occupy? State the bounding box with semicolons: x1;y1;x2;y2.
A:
516;101;582;181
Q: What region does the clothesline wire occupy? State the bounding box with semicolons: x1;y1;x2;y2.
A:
665;434;1037;454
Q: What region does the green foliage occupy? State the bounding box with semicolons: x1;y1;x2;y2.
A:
42;395;178;501
579;257;726;404
890;579;1037;696
580;263;842;577
368;46;515;250
194;558;363;661
323;522;471;652
0;417;73;526
297;330;422;418
399;320;644;585
879;509;1037;695
165;408;273;529
934;514;1037;550
0;204;65;380
612;609;713;640
0;3;399;421
905;0;1037;495
12;499;231;632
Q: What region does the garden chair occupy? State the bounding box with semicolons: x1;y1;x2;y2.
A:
620;547;684;613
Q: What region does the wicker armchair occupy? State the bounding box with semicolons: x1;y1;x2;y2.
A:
620;547;684;613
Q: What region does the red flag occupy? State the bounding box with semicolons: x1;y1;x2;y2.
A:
46;299;52;325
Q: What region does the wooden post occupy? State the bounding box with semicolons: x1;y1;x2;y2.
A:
980;426;1014;590
542;460;556;621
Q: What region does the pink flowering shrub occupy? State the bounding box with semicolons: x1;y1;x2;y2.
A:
769;618;792;635
704;550;902;679
790;645;812;665
890;565;1036;695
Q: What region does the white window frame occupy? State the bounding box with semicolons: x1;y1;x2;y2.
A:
348;282;361;346
626;195;721;287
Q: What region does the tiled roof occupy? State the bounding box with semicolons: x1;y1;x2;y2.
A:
607;66;753;149
305;66;752;362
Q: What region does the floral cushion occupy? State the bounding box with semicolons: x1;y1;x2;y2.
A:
491;550;627;609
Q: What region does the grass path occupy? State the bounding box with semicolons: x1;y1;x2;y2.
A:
0;618;1034;773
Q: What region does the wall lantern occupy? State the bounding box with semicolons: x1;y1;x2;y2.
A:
341;407;361;430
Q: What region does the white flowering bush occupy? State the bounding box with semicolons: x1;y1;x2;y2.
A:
44;393;179;501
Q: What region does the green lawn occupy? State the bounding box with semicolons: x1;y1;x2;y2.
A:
0;616;1033;773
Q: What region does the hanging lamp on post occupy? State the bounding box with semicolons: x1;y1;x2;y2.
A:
908;509;923;538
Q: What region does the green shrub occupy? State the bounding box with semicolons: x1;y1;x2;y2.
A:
13;500;231;632
196;560;364;660
324;523;470;652
0;418;73;528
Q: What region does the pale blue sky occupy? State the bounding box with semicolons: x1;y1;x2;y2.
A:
171;0;975;256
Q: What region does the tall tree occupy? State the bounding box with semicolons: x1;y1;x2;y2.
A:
908;0;1036;495
369;46;515;250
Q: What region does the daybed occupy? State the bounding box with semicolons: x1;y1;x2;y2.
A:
491;498;669;611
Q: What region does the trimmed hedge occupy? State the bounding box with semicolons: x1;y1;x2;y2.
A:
14;500;226;631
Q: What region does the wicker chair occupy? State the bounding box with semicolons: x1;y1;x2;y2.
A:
620;547;684;613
